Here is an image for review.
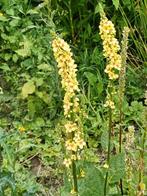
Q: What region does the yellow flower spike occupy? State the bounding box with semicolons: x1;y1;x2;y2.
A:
52;36;85;193
99;14;122;80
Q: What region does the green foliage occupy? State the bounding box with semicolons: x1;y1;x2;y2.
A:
0;0;146;195
61;162;104;196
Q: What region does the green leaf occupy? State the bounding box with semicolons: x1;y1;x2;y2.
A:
21;81;35;99
0;173;16;194
37;63;51;71
16;37;32;57
78;162;104;196
84;72;97;86
110;153;125;183
0;15;8;21
36;91;51;104
9;19;19;27
112;0;120;10
0;64;10;71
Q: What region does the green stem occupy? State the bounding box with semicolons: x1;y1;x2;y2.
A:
119;97;124;195
139;130;146;182
118;27;129;195
104;108;112;196
72;160;78;194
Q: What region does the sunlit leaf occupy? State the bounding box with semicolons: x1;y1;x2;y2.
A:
21;81;35;99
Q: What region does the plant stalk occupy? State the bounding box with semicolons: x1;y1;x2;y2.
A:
72;159;78;194
104;108;112;196
118;27;129;195
69;0;75;43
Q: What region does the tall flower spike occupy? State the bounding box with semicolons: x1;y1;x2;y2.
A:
99;13;122;195
99;14;122;80
52;36;85;193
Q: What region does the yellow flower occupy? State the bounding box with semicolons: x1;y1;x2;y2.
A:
63;158;72;168
103;163;109;169
104;99;115;109
138;182;146;192
65;140;77;152
70;189;77;195
18;126;26;132
0;12;3;16
64;121;78;133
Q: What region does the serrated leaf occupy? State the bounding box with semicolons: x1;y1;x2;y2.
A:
21;81;35;99
112;0;120;10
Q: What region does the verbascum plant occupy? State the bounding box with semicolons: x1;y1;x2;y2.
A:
118;26;130;194
99;13;122;195
52;37;85;194
137;88;147;196
119;27;130;152
125;125;135;196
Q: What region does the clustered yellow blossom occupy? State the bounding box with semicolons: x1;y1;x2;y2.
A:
104;99;115;109
52;37;79;117
52;37;85;168
99;14;122;80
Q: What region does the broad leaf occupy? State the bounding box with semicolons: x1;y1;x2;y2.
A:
109;153;125;183
21;81;35;99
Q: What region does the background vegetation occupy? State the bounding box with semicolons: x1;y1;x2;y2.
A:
0;0;146;195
